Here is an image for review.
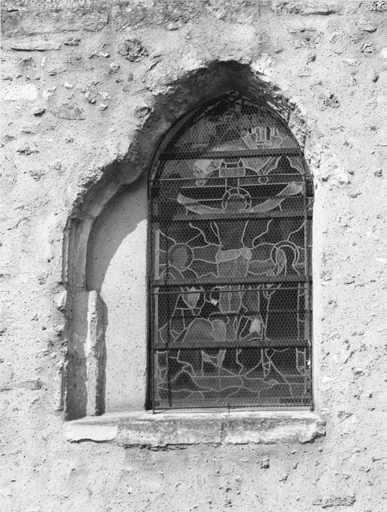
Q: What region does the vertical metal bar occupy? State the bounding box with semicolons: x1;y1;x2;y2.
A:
303;166;313;409
302;171;309;405
308;212;314;409
152;226;160;411
154;229;160;280
165;217;172;409
297;281;301;344
147;174;156;414
152;296;156;415
150;161;163;413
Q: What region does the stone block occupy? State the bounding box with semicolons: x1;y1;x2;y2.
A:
1;9;108;37
312;495;356;507
64;411;324;447
110;2;202;31
118;414;222;447
49;103;85;120
223;412;325;444
271;0;346;15
2;39;61;51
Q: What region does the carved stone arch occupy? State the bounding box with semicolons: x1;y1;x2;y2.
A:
63;61;313;420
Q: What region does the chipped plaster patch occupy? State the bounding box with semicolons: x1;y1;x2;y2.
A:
181;55;206;72
66;422;118;442
251;54;274;78
3;84;38;101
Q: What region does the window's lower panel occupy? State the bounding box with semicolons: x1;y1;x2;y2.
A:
153;346;311;409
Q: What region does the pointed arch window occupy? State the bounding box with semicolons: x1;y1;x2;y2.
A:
149;91;313;410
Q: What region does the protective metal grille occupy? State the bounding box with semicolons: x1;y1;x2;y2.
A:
149;91;313;410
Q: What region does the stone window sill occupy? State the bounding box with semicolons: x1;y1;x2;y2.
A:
65;410;325;447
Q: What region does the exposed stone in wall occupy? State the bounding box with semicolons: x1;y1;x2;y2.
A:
2;9;108;36
0;0;373;37
2;39;62;50
312;494;356;507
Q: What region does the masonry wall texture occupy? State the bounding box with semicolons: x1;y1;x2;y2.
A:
1;0;387;510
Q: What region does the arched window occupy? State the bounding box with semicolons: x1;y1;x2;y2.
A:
149;91;313;410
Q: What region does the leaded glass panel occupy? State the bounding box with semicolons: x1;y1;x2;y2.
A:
149;91;313;410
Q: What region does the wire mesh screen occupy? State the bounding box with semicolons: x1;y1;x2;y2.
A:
149;91;313;410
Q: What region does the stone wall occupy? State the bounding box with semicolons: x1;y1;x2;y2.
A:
1;1;387;510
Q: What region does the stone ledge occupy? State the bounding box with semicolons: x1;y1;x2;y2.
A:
65;410;325;446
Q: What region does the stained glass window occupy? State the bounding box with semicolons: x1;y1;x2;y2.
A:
149;91;313;410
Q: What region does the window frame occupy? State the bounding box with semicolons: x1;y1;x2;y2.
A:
147;91;314;413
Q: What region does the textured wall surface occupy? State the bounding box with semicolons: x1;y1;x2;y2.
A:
1;1;387;510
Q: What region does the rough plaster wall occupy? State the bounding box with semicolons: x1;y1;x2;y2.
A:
87;180;148;411
1;0;387;510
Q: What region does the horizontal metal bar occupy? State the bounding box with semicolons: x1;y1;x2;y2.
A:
152;183;304;192
153;192;304;201
159;148;301;161
152;211;312;223
150;173;306;184
153;187;305;197
152;285;311;296
154;403;312;410
153;340;310;349
153;310;311;319
152;275;311;288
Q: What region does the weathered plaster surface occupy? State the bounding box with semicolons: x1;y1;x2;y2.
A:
1;1;387;510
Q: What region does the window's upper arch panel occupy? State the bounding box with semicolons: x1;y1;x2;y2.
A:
150;91;313;229
151;90;312;189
